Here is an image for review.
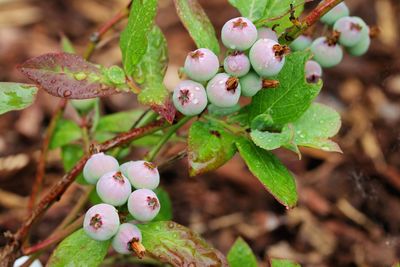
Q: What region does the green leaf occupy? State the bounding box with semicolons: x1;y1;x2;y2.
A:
188;121;237;176
285;103;342;153
0;83;37;115
50;119;82;149
61;145;86;184
270;258;301;267
60;35;76;53
134;26;175;123
249;103;342;155
173;0;220;54
207;104;241;117
236;138;297;207
257;0;304;34
227;237;258;267
137;221;227;266
228;0;268;21
153;187;173;221
47;229;110;267
96;110;143;133
120;0;158;76
248;51;321;127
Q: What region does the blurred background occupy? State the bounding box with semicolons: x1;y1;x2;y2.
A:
0;0;399;266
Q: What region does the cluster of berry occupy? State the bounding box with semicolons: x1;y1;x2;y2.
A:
291;2;370;74
82;153;161;255
173;17;290;116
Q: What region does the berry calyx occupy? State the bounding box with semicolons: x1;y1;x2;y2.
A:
125;160;160;190
305;60;323;83
206;73;241;108
96;171;132;206
83;153;119;184
223;51;251;77
221;17;257;51
172;80;208;116
83;203;120;241
249;39;287;77
111;223;143;256
128;189;161;222
184;48;219;82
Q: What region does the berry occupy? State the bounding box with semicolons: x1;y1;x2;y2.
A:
173;80;208;116
71;99;97;113
83;153;119;184
305;60;323;83
128;189;160;222
334;16;369;47
96;171;132;206
347;34;371;56
184;48;219;82
320;2;350;25
119;161;131;178
125;160;160;190
257;27;278;42
13;256;42;267
83;203;120;241
310;37;343;68
289;35;312;51
223;51;251;77
112;223;142;255
206;73;241;108
239;71;262;97
249;39;287;77
221;17;257;51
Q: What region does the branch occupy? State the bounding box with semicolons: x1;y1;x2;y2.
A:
278;0;344;44
0;119;167;266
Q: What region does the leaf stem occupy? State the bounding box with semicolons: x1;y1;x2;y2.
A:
278;0;344;44
203;115;246;135
145;116;192;162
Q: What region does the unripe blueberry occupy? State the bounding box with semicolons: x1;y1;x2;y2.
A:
128;189;160;222
83;153;119;184
221;17;257;51
223;51;251;77
239;71;262;97
96;171;132;206
184;48;219;82
305;60;323;83
257;27;278;42
172;80;208;116
310;37;343;68
320;2;350;26
13;256;42;267
334;16;368;47
206;73;241;108
249;39;288;77
119;162;131;178
347;34;371;56
289;35;312;51
112;223;142;255
83;203;120;241
125;160;160;190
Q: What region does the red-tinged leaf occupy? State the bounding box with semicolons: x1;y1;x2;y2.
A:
18;53;123;99
151;99;176;124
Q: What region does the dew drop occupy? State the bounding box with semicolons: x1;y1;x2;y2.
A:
74;72;87;81
63;90;72;97
192;98;199;104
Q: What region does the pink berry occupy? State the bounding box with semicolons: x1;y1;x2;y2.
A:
111;223;142;255
128;189;160;222
221;17;257;51
184;48;219;82
83;203;120;241
96;171;132;206
206;73;241;108
257;27;278;42
83;153;119;184
172;80;208;116
305;60;323;83
125;160;160;190
249;39;288;77
223;51;251;77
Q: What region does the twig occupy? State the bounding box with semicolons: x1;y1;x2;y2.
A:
0;119;167;266
279;0;344;44
27;99;67;213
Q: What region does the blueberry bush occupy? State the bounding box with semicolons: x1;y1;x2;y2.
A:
0;0;374;266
